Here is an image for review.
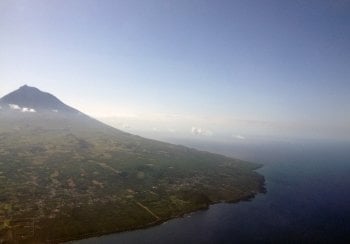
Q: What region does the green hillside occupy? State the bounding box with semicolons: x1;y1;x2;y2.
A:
0;87;265;243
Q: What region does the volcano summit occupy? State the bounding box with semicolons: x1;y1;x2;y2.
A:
0;85;78;113
0;85;265;243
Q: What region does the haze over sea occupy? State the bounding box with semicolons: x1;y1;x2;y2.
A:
75;139;350;243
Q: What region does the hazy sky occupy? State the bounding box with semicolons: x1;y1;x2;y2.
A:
1;0;349;141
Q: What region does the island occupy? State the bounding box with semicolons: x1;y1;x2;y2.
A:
0;85;265;243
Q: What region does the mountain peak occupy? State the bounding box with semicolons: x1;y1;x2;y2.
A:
0;85;78;113
19;84;35;89
17;84;41;93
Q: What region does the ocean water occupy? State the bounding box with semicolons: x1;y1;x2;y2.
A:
74;140;350;243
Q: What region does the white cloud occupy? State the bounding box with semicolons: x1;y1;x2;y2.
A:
191;126;213;136
233;134;245;140
52;109;58;113
9;104;21;110
21;107;36;113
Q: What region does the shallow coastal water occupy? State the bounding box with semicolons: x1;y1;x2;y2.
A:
74;140;350;243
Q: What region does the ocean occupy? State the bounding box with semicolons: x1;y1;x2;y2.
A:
73;139;350;243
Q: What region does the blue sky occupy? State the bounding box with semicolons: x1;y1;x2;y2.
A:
1;0;349;141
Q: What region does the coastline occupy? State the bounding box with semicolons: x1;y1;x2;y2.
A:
60;169;266;243
62;197;261;243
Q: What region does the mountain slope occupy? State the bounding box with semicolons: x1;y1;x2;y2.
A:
0;85;265;243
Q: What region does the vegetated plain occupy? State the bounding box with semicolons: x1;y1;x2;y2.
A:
0;86;265;243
